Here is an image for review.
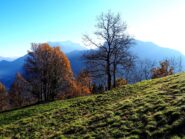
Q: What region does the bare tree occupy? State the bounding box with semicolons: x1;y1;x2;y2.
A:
167;56;183;73
83;11;134;90
122;59;156;83
137;59;156;81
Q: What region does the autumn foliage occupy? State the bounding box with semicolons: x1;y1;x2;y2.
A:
76;71;92;90
58;71;91;99
0;83;8;111
9;73;34;108
24;43;91;102
151;60;174;79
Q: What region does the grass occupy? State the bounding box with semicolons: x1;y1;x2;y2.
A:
1;73;185;138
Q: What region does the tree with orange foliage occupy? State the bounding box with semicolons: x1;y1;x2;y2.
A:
58;71;92;99
9;73;33;108
151;60;174;79
76;70;92;91
60;80;90;99
25;43;75;102
0;82;8;111
76;70;92;95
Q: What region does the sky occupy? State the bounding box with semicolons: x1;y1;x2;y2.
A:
0;0;185;57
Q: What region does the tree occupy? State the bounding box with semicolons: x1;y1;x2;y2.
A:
0;82;8;111
24;43;75;102
60;70;92;98
9;73;33;108
112;52;135;87
168;57;183;73
151;60;174;79
83;11;134;90
91;83;105;94
129;59;156;82
58;79;91;99
74;70;92;96
76;70;92;91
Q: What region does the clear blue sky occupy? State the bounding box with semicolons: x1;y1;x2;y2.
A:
0;0;185;57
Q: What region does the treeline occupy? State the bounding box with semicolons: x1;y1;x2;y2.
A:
121;57;182;84
0;44;92;111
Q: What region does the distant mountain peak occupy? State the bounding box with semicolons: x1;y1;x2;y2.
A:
48;41;87;54
0;56;17;62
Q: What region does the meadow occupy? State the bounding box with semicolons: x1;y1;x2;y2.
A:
1;73;185;138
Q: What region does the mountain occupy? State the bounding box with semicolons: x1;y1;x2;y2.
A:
48;41;88;53
0;55;28;88
0;56;17;62
131;40;185;61
0;40;185;88
1;73;185;138
67;50;86;75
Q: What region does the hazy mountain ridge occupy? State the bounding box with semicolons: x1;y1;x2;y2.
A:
48;41;88;53
132;40;185;61
0;57;17;62
0;55;28;88
0;40;185;88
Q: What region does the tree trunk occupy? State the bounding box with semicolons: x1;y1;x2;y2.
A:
107;58;112;90
107;72;111;90
113;63;116;88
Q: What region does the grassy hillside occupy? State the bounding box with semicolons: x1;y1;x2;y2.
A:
1;73;185;138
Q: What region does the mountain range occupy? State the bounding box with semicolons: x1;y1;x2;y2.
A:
0;40;185;88
0;57;17;62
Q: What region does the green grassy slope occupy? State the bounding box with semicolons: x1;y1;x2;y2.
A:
1;73;185;139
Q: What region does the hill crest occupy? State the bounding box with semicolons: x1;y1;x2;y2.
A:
0;73;185;138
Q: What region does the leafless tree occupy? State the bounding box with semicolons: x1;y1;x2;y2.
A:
167;56;183;73
122;59;156;83
83;11;134;90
